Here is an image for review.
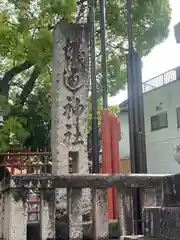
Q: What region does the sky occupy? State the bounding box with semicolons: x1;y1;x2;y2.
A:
109;0;180;106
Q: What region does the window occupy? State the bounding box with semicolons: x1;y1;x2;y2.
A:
176;107;180;128
151;112;168;131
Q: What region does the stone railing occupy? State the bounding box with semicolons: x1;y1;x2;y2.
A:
1;173;180;239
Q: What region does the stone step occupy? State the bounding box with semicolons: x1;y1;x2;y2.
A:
121;236;153;239
143;206;180;238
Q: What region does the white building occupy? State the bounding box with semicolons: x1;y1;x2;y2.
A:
119;66;180;174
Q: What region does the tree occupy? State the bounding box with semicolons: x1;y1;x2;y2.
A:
0;0;171;150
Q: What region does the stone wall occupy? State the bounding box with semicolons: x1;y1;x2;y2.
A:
1;173;180;239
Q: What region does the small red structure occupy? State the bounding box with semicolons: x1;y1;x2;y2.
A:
101;109;121;220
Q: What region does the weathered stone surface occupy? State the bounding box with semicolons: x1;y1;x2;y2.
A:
92;189;108;239
143;206;180;238
3;192;9;239
67;188;83;239
8;193;28;240
143;188;160;207
40;191;55;240
52;21;90;239
118;188;133;236
0;184;3;239
121;236;153;239
52;21;90;212
161;174;180;207
11;173;175;189
143;174;180;208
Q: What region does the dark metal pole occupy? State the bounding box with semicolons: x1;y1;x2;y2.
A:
130;51;146;235
126;0;147;234
126;0;136;174
127;46;142;237
126;0;147;174
130;52;147;174
89;0;100;173
134;53;147;174
99;0;108;109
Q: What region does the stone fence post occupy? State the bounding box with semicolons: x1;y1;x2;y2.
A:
0;179;28;240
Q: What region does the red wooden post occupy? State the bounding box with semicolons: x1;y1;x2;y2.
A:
101;109;113;220
111;114;121;220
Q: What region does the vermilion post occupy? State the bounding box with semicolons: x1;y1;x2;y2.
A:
111;114;121;220
101;109;114;220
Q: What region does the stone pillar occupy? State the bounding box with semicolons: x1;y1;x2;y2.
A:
0;182;7;239
142;174;180;239
117;188;133;236
0;183;3;239
143;206;180;239
67;188;83;239
40;190;56;240
3;191;11;240
52;22;90;238
92;189;108;239
3;191;8;240
8;191;28;240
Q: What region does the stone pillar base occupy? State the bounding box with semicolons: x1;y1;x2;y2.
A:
143;206;180;239
121;236;151;240
7;191;28;240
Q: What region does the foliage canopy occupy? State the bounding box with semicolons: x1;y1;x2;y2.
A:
0;0;171;150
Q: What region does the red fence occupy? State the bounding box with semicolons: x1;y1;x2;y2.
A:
0;151;51;222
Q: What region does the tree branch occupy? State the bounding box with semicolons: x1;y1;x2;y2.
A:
76;3;86;22
77;0;87;5
18;65;40;107
1;61;34;85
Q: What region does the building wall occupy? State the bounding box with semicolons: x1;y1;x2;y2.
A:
119;80;180;174
144;80;180;173
99;159;131;173
120;159;131;173
119;112;130;159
